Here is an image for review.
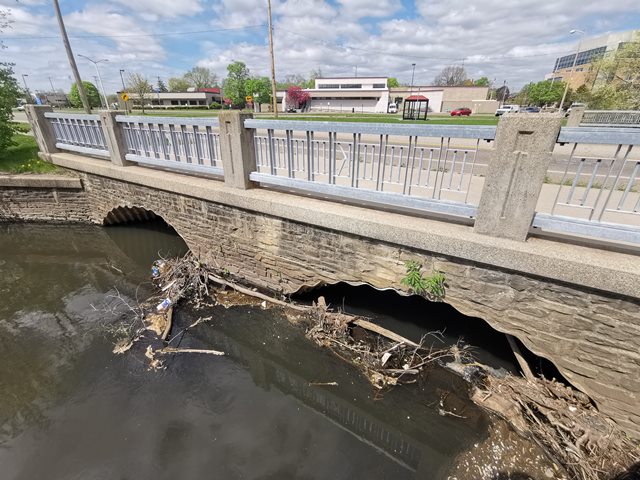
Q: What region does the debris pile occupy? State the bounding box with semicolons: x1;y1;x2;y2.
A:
472;375;640;480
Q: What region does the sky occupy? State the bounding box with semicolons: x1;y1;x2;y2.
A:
1;0;639;95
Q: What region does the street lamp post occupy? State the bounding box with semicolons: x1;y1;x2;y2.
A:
410;63;416;95
559;29;585;110
21;74;31;103
119;69;128;113
78;54;109;109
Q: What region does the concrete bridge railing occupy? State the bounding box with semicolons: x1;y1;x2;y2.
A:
27;105;640;246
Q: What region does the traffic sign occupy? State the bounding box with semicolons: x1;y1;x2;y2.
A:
121;92;129;101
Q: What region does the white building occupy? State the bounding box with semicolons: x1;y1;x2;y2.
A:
283;77;390;113
280;78;493;114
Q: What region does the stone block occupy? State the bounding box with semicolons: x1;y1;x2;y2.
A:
475;114;563;241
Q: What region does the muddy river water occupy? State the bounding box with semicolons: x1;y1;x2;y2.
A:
0;223;558;480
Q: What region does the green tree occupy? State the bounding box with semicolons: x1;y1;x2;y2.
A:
387;77;400;88
245;77;272;105
0;63;20;153
69;81;101;108
168;77;191;92
474;76;490;86
184;66;218;89
527;80;570;107
223;61;249;108
513;82;534;106
588;36;640;109
126;73;153;114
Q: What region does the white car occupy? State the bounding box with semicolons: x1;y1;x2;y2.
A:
388;103;398;113
495;104;520;116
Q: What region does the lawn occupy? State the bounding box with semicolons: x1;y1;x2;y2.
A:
0;135;58;174
57;108;500;125
258;113;500;125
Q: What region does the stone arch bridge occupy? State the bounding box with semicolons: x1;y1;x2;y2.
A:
3;106;638;437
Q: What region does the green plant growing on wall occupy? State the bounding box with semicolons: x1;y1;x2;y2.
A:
401;260;446;300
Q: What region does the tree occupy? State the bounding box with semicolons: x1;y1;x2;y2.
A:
157;78;168;93
168;77;191;92
245;77;272;105
0;63;20;153
127;73;153;113
303;69;322;89
285;85;310;110
223;61;249;108
527;80;570;107
474;76;490;87
433;66;468;86
588;36;640;109
69;81;101;108
495;85;510;103
184;66;218;90
387;77;400;88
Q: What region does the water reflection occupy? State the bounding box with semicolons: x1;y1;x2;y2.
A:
0;223;496;480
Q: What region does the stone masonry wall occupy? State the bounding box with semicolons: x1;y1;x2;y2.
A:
3;171;639;436
78;173;640;437
0;185;91;223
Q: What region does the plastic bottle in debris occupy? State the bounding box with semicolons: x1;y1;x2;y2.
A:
157;298;171;311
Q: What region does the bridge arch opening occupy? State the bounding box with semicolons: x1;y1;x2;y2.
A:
294;282;569;383
102;206;189;268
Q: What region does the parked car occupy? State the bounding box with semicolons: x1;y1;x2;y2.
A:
450;107;472;116
522;106;540;113
495;104;520;116
388;103;398;113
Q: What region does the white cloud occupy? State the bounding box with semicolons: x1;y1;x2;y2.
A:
110;0;204;20
336;0;401;19
2;0;639;96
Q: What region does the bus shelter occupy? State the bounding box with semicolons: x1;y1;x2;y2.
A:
403;95;429;120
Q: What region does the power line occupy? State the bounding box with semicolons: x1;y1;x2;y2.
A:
2;24;266;40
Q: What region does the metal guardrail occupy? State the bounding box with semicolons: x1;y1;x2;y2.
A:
44;112;109;158
580;110;640;128
115;115;223;176
534;126;640;244
245;119;495;219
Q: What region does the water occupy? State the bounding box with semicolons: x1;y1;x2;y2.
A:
0;223;553;479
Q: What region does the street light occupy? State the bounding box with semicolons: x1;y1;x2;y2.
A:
119;69;128;114
559;29;585;110
78;54;109;109
21;74;31;103
410;63;416;95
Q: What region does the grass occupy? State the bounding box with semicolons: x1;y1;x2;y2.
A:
0;135;58;174
58;107;500;125
258;113;500;125
10;122;32;134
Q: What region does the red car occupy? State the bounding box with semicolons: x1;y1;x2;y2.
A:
450;107;472;116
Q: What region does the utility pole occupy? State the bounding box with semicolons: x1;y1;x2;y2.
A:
53;0;90;113
48;76;56;92
267;0;278;118
355;65;358;77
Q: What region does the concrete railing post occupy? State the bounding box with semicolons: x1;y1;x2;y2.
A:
99;110;133;167
218;111;256;189
25;105;58;158
474;113;563;241
566;105;585;127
